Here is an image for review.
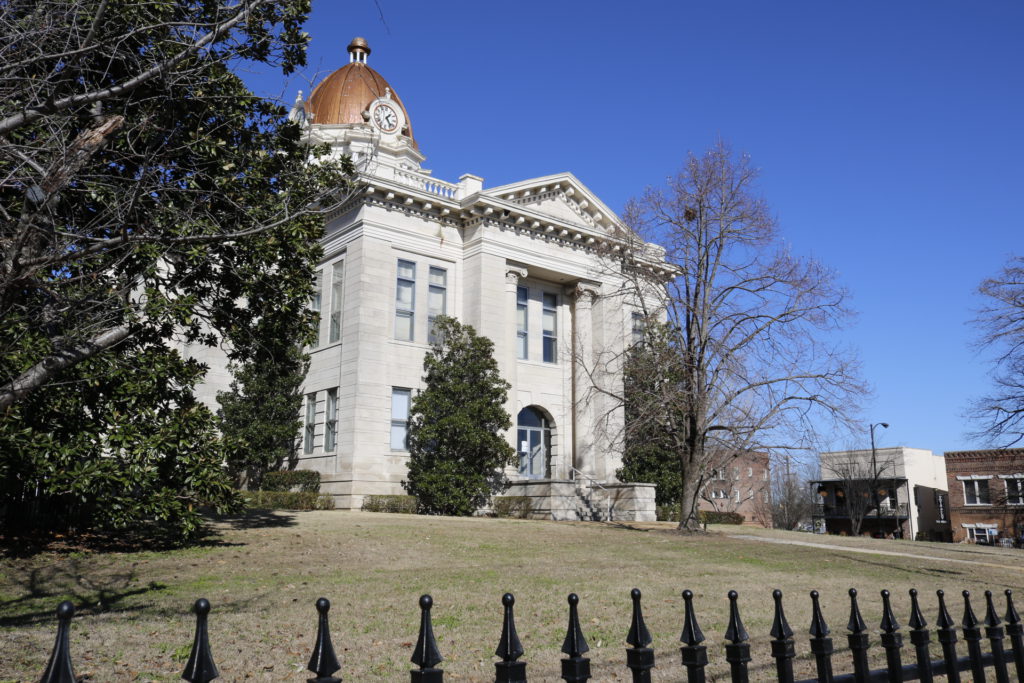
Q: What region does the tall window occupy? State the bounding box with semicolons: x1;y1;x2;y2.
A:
516;286;528;360
428;266;447;344
542;292;557;363
964;479;991;505
391;388;411;451
328;262;344;343
324;388;338;452
395;260;416;341
311;271;322;346
303;393;316;454
1007;479;1024;505
631;311;644;345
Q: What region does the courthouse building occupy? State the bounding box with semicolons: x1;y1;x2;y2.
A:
193;38;671;519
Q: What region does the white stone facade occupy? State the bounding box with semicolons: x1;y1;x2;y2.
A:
197;40;670;520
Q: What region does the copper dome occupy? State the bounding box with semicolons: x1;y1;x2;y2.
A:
306;38;415;144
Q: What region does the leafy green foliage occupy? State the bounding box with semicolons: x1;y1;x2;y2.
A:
699;510;744;525
617;322;685;510
0;341;238;542
361;495;419;514
0;1;350;544
241;490;334;511
260;470;321;493
402;317;515;516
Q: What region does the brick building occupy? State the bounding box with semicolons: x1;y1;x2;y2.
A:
945;448;1024;544
699;451;772;527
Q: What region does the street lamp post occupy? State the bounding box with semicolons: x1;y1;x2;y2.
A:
870;422;890;537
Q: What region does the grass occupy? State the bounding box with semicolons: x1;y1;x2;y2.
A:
2;512;1024;681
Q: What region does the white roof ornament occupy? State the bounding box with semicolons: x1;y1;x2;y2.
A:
385;87;392;100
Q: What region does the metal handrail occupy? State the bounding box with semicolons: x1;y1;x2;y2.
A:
569;467;613;521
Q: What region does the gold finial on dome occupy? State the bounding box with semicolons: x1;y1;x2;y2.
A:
347;36;371;63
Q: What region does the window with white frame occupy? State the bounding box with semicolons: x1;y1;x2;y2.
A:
311;270;322;346
395;260;416;341
324;388;338;452
391;388;411;451
631;311;644;345
428;266;447;344
1007;478;1024;505
516;286;528;360
328;261;344;344
542;292;557;363
303;393;317;454
967;527;998;544
964;479;991;505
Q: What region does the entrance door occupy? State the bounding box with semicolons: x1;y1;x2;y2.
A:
517;407;550;478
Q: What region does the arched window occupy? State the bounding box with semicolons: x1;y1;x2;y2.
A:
517;406;552;478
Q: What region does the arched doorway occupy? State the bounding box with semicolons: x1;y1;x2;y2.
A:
517;406;552;478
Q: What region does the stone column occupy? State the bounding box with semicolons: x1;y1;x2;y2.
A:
570;283;599;479
505;265;528;474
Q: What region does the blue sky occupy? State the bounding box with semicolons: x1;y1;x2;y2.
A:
238;1;1023;456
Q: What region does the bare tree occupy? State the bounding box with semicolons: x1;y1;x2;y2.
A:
0;0;351;412
970;256;1024;446
761;456;816;530
818;450;903;537
617;141;866;531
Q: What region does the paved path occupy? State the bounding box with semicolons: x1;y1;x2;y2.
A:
731;534;1021;571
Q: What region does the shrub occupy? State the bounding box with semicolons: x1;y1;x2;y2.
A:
361;495;418;514
492;496;533;519
241;490;334;510
260;470;320;493
656;504;680;522
699;510;744;525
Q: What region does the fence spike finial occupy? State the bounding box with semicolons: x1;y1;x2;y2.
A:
962;590;980;630
724;591;749;644
626;588;652;648
770;589;793;641
40;601;76;683
307;598;342;683
809;590;830;639
411;595;443;671
680;590;705;646
182;598;219;683
847;588;866;634
560;594;591;682
936;589;955;630
561;593;590;658
495;593;524;662
908;589;927;630
961;590;986;682
984;590;1002;628
1006;590;1021;626
880;589;900;634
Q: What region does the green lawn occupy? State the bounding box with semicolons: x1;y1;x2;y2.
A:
2;512;1023;681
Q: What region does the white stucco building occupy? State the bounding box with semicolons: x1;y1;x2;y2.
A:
197;38;670;519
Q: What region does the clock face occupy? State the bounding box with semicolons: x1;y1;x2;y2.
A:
373;104;399;132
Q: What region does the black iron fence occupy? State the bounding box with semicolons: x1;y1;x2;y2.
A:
37;586;1024;682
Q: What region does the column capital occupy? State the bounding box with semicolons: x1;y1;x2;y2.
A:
569;282;600;305
506;265;528;284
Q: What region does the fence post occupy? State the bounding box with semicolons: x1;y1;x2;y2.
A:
723;591;751;683
625;588;655;683
907;589;933;683
307;598;342;683
936;590;962;683
560;593;591;682
847;588;870;683
1004;590;1024;683
40;601;76;683
494;593;527;683
181;598;219;683
769;589;795;683
879;589;904;682
809;590;835;683
679;590;708;683
984;590;1010;683
962;590;986;683
411;595;444;682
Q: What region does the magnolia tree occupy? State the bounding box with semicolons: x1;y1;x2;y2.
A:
614;142;866;531
0;0;350;542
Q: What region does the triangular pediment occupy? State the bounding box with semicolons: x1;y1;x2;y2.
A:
482;173;627;236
